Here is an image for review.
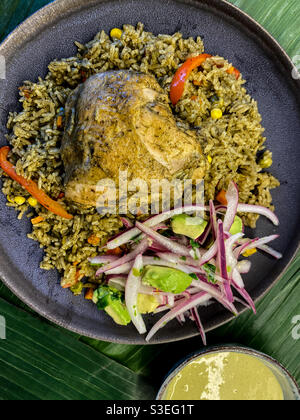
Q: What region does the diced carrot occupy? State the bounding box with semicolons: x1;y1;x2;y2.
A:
81;70;87;82
75;270;81;283
85;288;95;300
57;192;65;200
191;95;198;101
31;216;44;225
193;80;202;86
216;189;228;205
227;66;240;80
62;269;81;289
19;87;32;99
106;247;123;256
88;235;101;246
57;116;63;129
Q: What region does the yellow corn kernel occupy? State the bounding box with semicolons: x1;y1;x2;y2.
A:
110;28;123;39
14;196;26;205
242;248;257;258
28;197;38;207
7;195;15;204
207;155;213;164
259;152;273;169
211;108;223;120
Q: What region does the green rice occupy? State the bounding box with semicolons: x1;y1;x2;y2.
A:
0;23;279;290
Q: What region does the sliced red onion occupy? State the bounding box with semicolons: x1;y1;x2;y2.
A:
120;217;134;229
106;205;208;249
190;247;202;261
135;222;191;257
143;255;203;274
223;181;239;232
214;204;227;212
148;242;168;252
157;252;205;270
96;238;150;276
167;294;175;308
200;241;218;266
244;235;279;251
197;221;212;245
125;255;147;335
210;200;218;239
225;232;244;275
154;298;186;314
217;220;234;303
177;314;186;325
191;307;207;346
234;239;256;259
89;255;118;266
177;235;190;247
234;235;279;260
234;297;251;310
105;262;133;275
236;260;252;274
192;277;237;314
232;280;256;314
108;276;127;291
257;244;282;259
237;204;279;226
232;268;245;288
146;292;209;341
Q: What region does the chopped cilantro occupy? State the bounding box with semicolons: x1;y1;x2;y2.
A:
203;263;217;284
190;239;200;249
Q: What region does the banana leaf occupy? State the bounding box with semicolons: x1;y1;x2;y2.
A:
0;0;299;400
0;297;156;400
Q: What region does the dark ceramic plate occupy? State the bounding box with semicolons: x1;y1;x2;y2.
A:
0;0;299;344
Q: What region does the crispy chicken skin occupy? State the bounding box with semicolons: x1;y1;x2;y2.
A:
61;70;206;206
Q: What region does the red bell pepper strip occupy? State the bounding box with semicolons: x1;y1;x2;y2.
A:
170;54;212;106
0;146;73;220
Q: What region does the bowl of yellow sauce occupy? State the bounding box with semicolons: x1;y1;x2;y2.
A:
157;346;300;401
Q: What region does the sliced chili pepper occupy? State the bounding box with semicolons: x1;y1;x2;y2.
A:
0;146;73;220
170;54;212;106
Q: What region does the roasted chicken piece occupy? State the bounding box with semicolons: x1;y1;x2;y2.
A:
61;70;206;206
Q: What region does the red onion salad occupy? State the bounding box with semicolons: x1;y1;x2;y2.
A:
90;181;281;344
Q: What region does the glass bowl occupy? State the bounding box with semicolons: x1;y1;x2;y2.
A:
157;345;300;401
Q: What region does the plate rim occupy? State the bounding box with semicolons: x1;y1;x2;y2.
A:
0;0;299;344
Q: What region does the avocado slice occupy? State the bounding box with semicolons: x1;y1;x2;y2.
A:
138;294;159;314
142;265;193;294
93;286;131;326
229;216;243;235
172;214;208;240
